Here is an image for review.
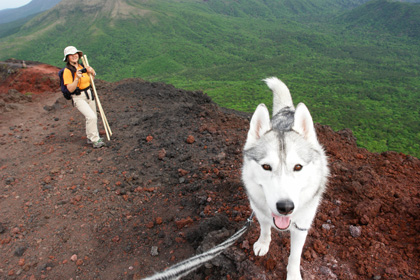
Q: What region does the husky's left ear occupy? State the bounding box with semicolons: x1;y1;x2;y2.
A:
293;103;318;145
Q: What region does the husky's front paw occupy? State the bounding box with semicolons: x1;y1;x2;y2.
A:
253;239;270;256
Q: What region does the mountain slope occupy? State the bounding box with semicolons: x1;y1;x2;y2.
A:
0;0;419;157
197;0;370;18
338;0;420;38
0;0;61;24
0;13;41;38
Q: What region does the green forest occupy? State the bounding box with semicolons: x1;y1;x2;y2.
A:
0;0;419;157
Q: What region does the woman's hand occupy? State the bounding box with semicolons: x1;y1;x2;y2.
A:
86;66;96;76
75;70;83;79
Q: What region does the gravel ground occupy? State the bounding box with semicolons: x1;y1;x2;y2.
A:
0;61;419;280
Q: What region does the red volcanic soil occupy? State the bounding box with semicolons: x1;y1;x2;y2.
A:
0;59;59;96
0;60;419;280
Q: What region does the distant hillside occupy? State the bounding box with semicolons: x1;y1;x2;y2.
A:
202;0;371;18
0;0;61;24
338;0;420;38
0;13;41;38
0;0;419;157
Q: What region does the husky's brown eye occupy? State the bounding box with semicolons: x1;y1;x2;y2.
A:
293;164;303;172
262;164;272;171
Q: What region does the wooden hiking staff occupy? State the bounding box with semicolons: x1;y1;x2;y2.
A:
81;55;112;141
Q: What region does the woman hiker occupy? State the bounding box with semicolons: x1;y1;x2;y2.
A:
62;46;105;148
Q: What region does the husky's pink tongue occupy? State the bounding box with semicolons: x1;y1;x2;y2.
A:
272;214;291;230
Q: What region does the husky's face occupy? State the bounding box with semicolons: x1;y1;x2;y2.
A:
243;103;323;230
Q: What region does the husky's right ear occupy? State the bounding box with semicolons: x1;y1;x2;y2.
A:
245;104;271;147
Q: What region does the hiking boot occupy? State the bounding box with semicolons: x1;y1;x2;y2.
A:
87;137;103;144
92;138;105;148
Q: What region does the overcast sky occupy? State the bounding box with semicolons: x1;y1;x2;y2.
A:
0;0;32;10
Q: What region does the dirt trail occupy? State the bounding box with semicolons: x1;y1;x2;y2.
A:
0;60;419;280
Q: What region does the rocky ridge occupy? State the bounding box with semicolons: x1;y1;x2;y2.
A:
0;60;419;280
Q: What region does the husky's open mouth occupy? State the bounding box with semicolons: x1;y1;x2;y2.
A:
272;213;291;230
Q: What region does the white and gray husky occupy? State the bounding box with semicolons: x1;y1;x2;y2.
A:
242;77;329;280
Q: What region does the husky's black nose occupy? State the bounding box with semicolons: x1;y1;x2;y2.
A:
276;200;294;215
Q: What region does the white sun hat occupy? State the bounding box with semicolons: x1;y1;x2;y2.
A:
63;46;83;61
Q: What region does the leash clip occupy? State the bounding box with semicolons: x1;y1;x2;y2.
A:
246;212;255;226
